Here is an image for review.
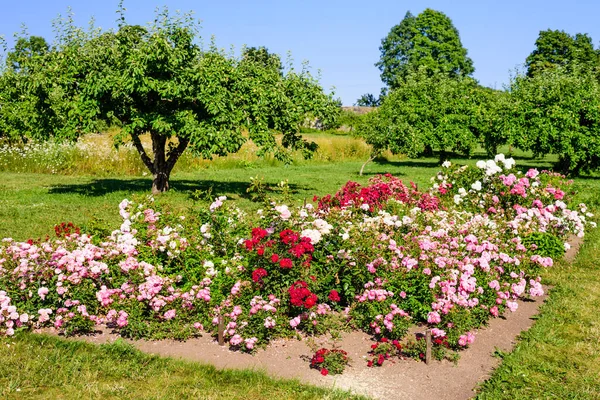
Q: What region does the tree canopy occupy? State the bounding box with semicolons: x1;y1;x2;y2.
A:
357;68;487;163
506;67;600;174
526;29;599;77
376;9;474;89
0;9;339;193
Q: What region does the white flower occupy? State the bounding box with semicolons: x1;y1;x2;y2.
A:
564;242;571;251
476;160;487;169
502;158;516;169
453;195;463;205
471;181;482;191
301;229;322;244
458;188;467;196
494;154;506;163
360;203;370;211
275;205;291;220
442;161;451;168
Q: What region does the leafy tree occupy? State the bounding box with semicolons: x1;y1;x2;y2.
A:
356;68;483;172
6;36;49;71
355;93;381;107
376;9;474;88
506;67;600;174
526;30;599;77
0;8;339;193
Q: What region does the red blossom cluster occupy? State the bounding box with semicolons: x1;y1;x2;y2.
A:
366;338;402;367
315;174;440;212
289;281;318;309
328;289;341;302
54;222;81;238
310;348;348;376
244;227;314;269
251;268;268;283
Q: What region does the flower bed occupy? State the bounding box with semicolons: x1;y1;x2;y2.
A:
0;155;594;368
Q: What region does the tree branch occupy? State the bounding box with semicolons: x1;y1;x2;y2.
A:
166;137;190;172
131;134;155;173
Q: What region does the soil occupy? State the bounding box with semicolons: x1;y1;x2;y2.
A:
41;235;584;400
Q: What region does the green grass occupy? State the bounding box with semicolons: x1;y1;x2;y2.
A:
2;140;600;399
477;220;600;399
0;146;568;241
0;333;365;400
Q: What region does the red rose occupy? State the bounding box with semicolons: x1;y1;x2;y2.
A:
328;290;341;302
257;247;265;256
320;368;329;376
279;258;293;269
367;360;373;367
271;254;279;263
251;268;268;283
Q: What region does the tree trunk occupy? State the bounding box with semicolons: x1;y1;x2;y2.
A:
132;131;189;194
360;153;377;176
152;171;170;194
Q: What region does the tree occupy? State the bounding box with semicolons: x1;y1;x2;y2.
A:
376;9;474;89
356;68;482;171
0;9;339;193
506;67;600;174
355;93;381;107
526;30;599;77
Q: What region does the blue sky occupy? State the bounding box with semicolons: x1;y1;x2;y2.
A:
2;0;600;105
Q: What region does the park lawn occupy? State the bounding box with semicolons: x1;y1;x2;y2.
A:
0;153;599;399
0;333;366;400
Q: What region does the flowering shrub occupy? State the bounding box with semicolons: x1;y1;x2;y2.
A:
367;337;402;367
0;156;594;368
310;347;350;375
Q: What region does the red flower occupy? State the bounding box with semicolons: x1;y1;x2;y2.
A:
377;354;384;365
279;258;293;269
328;290;341;302
271;254;279;263
371;343;378;350
304;294;318;309
320;368;329;376
251;228;268;240
257;247;265;256
367;360;373;367
252;268;268;283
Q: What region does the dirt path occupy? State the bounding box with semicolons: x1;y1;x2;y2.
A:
46;235;584;400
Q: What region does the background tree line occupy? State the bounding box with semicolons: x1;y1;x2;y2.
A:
356;8;600;175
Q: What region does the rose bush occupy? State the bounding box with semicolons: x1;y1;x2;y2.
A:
0;156;594;365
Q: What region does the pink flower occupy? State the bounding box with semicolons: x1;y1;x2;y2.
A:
427;311;441;324
458;335;468;346
230;334;243;346
490;306;499;317
290;316;301;328
163;309;176;320
38;287;49;300
193;322;203;330
506;301;518;312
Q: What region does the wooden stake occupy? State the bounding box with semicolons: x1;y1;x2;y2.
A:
425;329;432;365
218;315;225;346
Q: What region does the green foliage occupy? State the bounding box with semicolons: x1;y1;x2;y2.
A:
506;67;600;174
522;232;565;259
357;68;484;161
376;9;474;89
526;29;600;78
0;8;339;193
355;93;381;107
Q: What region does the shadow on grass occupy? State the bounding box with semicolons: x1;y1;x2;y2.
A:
48;178;314;199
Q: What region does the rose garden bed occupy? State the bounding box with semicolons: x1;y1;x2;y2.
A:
0;155;594;398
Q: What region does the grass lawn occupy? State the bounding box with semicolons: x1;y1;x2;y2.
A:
0;333;365;400
1;146;600;399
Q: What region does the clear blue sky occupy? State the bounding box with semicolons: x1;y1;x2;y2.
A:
2;0;600;105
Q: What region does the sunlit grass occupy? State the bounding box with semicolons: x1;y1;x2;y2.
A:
0;333;365;400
